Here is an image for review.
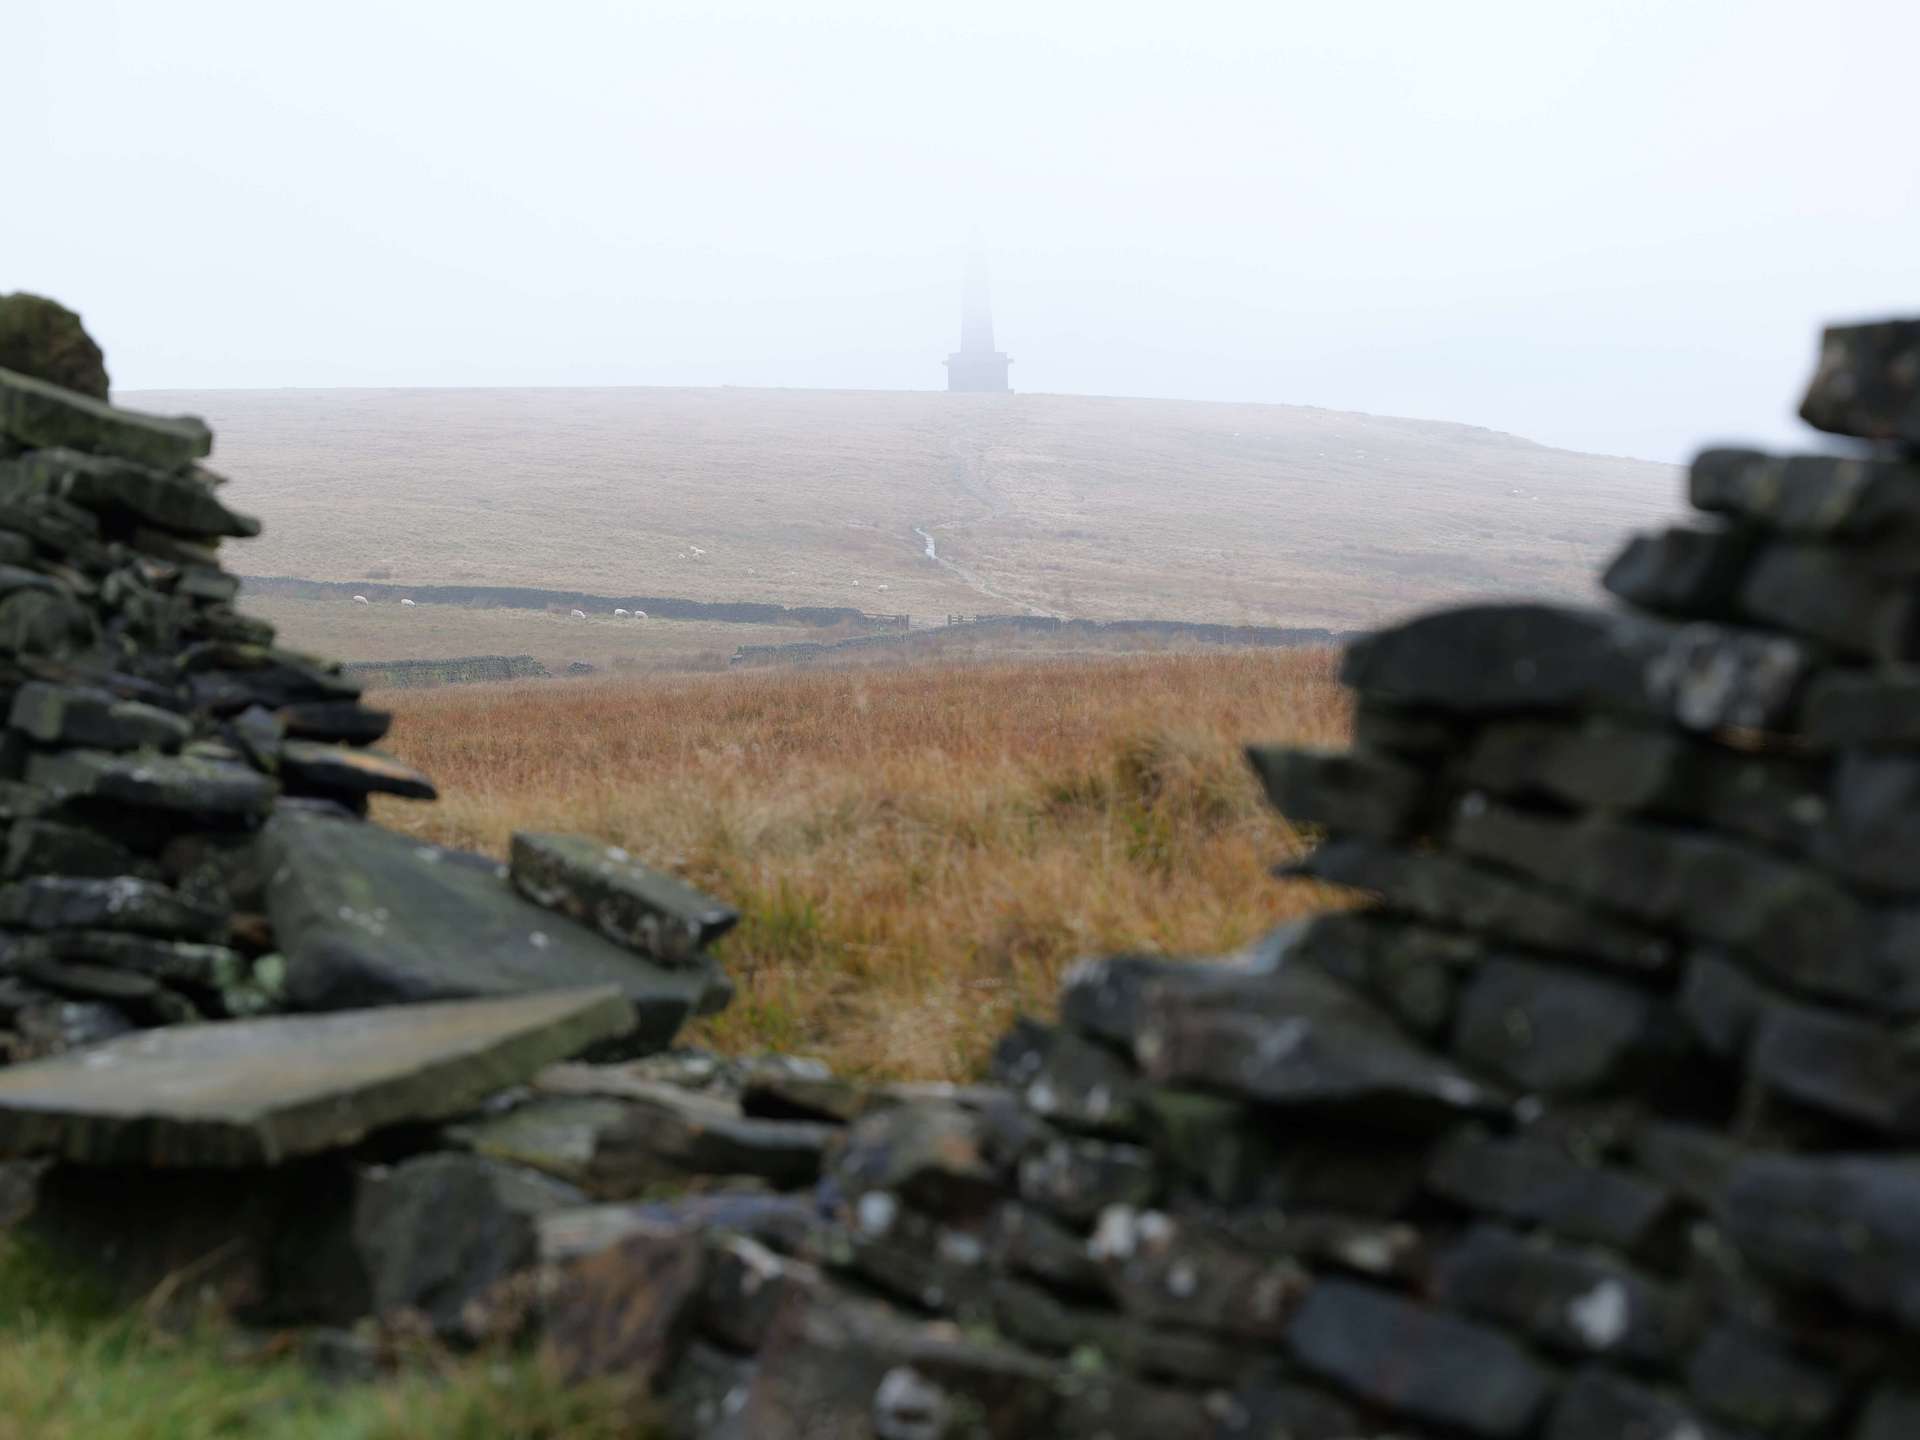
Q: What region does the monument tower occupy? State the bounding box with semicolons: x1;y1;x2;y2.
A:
944;250;1011;393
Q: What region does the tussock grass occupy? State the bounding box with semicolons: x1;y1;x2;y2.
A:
373;648;1352;1079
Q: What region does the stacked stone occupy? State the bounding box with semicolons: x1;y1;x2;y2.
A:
1206;318;1920;1437
504;320;1920;1436
0;311;735;1063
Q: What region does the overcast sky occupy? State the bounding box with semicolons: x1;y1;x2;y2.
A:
11;0;1917;460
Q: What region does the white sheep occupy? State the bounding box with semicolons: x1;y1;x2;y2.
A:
614;608;631;617
633;609;648;619
400;598;416;607
689;545;707;556
352;595;369;605
570;608;587;620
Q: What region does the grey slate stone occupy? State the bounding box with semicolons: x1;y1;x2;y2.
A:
1801;665;1920;745
8;681;189;751
1131;964;1502;1130
1856;1384;1920;1440
1685;1324;1844;1437
0;367;212;469
1432;1223;1696;1364
1340;602;1808;732
1427;1132;1677;1255
0;987;635;1165
1447;802;1902;1010
1284;911;1473;1038
1244;743;1431;839
276;700;391;747
276;740;437;802
829;1100;1004;1216
1137;1087;1427;1215
1691;446;1920;539
1017;1134;1158;1222
308;1152;583;1335
1748;1000;1920;1137
1544;1368;1716;1440
1676;952;1770;1060
510;831;738;966
1713;1151;1920;1329
991;1017;1143;1133
1799;318;1920;443
1739;543;1920;660
1602;524;1755;619
1813;750;1920;895
1283;1277;1553;1438
3;818;155;881
1461;716;1826;854
1450;956;1685;1097
1286;837;1673;973
1059;951;1213;1049
0;447;256;537
27;748;276;822
259;806;722;1043
517;1064;833;1190
0;875;226;941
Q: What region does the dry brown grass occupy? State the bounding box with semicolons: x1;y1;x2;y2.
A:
372;649;1351;1080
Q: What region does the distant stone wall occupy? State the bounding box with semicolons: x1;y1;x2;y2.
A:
239;575;909;631
341;654;549;689
731;615;1348;668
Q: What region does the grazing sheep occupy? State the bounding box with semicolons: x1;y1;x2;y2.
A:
570;608;587;620
352;595;369;605
689;545;707;556
614;607;630;617
400;598;416;607
633;609;647;619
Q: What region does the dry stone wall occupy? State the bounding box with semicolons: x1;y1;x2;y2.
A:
2;305;1919;1440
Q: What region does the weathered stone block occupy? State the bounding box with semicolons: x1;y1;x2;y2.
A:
1244;743;1431;839
510;832;738;966
1450;956;1685;1097
1461;716;1825;854
1427;1132;1677;1255
0;367;211;469
1433;1223;1696;1364
1449;802;1903;1010
8;681;189;751
1283;1277;1553;1438
1691;446;1920;539
1684;1323;1844;1437
1713;1151;1920;1329
1132;964;1501;1130
1286;837;1672;972
1799;318;1920;443
1340;602;1807;732
1603;524;1755;619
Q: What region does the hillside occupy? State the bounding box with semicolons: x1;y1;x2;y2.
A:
128;386;1682;632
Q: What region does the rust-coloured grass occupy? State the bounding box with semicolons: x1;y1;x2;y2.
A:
372;650;1351;1081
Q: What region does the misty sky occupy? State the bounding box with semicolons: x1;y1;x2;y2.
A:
11;0;1917;461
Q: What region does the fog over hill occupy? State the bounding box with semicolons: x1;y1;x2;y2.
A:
131;386;1683;631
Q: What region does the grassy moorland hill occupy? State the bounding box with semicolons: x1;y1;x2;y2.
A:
130;386;1680;635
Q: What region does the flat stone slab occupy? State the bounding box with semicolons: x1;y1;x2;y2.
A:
0;366;212;469
0;986;634;1166
260;806;724;1046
